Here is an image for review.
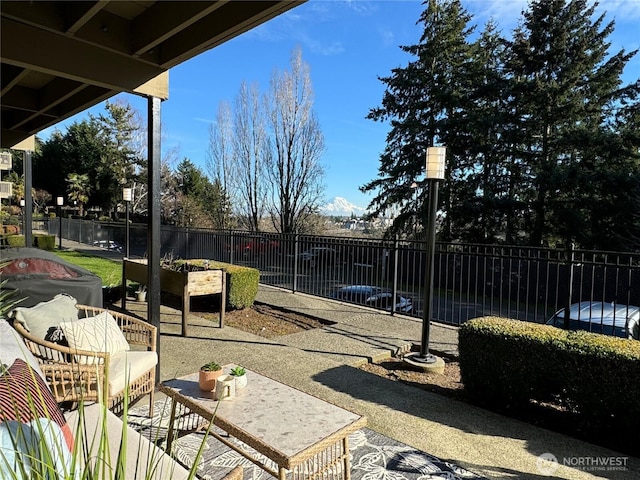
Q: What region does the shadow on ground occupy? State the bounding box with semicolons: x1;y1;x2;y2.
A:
312;364;638;480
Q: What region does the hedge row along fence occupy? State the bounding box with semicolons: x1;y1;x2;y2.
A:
1;233;55;249
459;317;640;452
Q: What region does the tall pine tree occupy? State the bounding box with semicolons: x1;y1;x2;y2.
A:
364;0;640;249
362;0;475;239
505;0;640;247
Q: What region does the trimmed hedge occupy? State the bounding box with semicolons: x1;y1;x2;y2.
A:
184;260;259;310
459;317;640;446
34;234;56;250
6;235;25;247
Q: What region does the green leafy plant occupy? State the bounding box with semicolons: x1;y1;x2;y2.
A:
229;366;246;377
0;362;216;479
200;361;221;372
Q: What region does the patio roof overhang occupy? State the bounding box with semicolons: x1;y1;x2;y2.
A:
1;0;304;149
1;0;305;380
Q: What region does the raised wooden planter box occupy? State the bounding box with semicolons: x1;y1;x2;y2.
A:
122;258;225;336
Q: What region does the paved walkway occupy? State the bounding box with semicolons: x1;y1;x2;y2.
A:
64;240;639;479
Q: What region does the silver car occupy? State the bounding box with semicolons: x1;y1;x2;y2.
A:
330;285;413;314
546;302;640;340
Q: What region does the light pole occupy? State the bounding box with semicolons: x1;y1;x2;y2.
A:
410;182;418;237
56;196;64;250
405;146;446;372
20;199;25;237
123;187;132;258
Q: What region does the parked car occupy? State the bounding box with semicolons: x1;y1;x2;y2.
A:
546;302;640;340
330;285;413;313
297;247;339;269
93;240;123;253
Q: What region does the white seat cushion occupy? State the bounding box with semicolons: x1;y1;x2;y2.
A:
65;403;189;480
108;350;158;396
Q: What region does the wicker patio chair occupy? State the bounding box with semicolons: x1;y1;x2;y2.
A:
13;304;157;416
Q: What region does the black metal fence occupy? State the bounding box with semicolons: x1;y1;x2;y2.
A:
46;218;640;328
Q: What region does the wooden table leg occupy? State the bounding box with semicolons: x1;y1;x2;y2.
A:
166;397;178;452
343;436;350;480
182;284;189;337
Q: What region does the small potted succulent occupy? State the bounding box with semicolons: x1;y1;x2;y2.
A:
199;361;223;391
230;365;248;389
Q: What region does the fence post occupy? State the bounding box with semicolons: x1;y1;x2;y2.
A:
391;235;399;316
185;226;190;259
563;242;575;330
292;234;299;293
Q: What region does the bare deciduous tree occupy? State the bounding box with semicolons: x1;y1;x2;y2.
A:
266;47;325;234
206;101;235;229
233;81;269;231
206;47;325;233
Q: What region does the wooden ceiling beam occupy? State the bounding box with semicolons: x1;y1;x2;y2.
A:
8;85;115;134
1;17;165;92
63;1;109;34
0;64;28;96
159;1;301;67
131;1;229;56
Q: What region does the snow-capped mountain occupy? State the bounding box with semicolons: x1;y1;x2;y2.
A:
322;197;367;217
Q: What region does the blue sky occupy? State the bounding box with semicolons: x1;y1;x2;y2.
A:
42;0;640;211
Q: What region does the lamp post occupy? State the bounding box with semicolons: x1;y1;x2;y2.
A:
405;146;446;372
410;182;418;237
123;187;132;258
20;199;25;236
56;196;64;250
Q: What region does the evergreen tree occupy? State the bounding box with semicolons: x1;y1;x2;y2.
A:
34;100;143;215
205;178;234;230
176;158;209;200
363;0;640;249
34;120;102;201
91;100;141;214
505;0;640;247
446;20;515;243
362;0;475;239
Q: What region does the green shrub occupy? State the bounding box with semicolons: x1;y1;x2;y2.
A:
459;317;640;446
214;262;259;309
6;234;25;247
186;260;259;309
34;234;56;250
459;318;565;405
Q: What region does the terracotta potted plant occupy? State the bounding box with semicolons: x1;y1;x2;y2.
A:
199;361;222;391
230;366;248;389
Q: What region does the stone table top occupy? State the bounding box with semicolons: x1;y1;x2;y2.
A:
160;366;366;465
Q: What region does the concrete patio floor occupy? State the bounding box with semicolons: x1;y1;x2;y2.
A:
118;288;637;480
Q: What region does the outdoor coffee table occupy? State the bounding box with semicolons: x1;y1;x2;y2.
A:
159;366;367;480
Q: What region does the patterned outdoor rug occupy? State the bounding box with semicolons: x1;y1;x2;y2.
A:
128;400;485;480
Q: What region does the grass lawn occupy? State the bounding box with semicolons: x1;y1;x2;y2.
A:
53;250;122;287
